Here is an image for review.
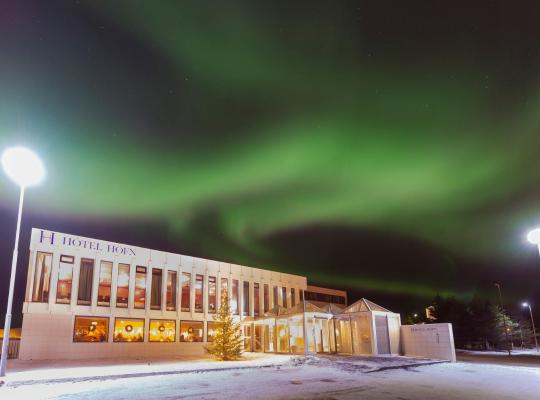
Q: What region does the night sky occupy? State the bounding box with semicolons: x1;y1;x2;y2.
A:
2;0;540;325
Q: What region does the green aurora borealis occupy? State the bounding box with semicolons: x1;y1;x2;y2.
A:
1;1;540;314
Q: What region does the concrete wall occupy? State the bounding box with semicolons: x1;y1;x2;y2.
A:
400;323;456;362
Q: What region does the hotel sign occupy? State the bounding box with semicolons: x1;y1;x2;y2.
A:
37;229;137;257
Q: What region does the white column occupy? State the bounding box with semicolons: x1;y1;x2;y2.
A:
91;259;101;312
128;262;136;313
71;255;81;311
161;267;167;314
145;263;151;313
110;260;118;311
47;255;60;310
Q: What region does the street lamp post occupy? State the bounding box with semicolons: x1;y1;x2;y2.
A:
0;147;45;377
522;302;539;352
494;283;511;355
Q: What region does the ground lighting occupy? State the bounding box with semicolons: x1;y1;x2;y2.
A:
0;146;45;377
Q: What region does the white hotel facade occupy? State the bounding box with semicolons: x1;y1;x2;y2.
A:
20;228;406;360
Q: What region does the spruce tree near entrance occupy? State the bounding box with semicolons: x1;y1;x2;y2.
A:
205;290;243;360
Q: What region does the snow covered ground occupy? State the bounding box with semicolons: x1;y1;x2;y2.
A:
1;355;539;399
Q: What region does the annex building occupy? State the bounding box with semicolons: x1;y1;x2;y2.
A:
19;228;402;360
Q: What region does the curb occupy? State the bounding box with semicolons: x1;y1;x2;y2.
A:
365;360;449;373
1;363;288;388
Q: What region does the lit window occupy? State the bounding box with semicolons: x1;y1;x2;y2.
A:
149;319;176;342
166;271;177;311
282;287;287;308
221;277;228;308
208;276;216;313
291;288;296;307
243;281;250;316
56;255;74;304
32;252;52;303
134;266;146;309
180;321;203;342
73;316;109;342
150;268;162;310
263;284;269;313
181;272;191;312
273;286;279;307
98;261;112;306
114;318;145;342
116;264;130;308
231;280;239;315
254;283;260;316
77;258;94;305
207;321;222;342
195;274;204;313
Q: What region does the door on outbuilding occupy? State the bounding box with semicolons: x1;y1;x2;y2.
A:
375;315;391;355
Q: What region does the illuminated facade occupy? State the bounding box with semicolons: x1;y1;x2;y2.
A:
19;228;400;360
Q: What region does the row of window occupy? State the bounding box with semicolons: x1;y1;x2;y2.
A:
73;316;219;343
33;252;303;314
304;291;346;305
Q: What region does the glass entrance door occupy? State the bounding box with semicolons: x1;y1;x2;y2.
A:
254;324;263;352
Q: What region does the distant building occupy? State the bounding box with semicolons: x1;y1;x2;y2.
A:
304;285;347;308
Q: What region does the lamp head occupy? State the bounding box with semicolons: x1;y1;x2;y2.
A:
522;302;529;308
1;146;45;188
527;228;540;245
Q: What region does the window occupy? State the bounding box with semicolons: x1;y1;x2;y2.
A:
243;281;250;316
231;279;239;315
221;277;228;304
32;252;52;302
149;319;176;342
273;286;279;307
77;258;94;305
300;289;304;301
114;318;145;342
73;316;109;342
134;266;147;309
181;272;191;312
194;274;204;313
98;261;112;306
254;283;260;316
207;321;222;342
166;271;177;311
150;268;162;310
56;255;74;304
180;321;203;342
304;291;346;305
208;276;216;313
291;288;296;307
116;263;130;308
263;284;269;313
282;287;287;308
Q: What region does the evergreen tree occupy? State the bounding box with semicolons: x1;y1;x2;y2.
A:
204;289;243;360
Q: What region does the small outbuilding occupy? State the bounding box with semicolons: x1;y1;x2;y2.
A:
242;298;401;356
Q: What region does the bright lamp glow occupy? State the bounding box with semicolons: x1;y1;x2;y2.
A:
527;228;540;244
1;146;45;187
523;302;529;307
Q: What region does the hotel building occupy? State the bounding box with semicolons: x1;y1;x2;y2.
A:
19;228;401;360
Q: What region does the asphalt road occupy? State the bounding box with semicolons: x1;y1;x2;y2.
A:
457;350;540;368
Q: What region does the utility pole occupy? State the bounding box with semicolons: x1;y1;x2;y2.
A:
494;283;511;355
